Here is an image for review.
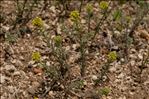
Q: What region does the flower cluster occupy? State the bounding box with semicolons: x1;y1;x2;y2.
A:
99;1;109;10
86;4;93;15
108;51;117;62
32;17;43;27
32;51;41;62
70;10;80;23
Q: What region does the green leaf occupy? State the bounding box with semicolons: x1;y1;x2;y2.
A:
54;36;62;47
136;0;145;8
127;36;133;45
5;33;17;43
118;0;126;5
125;16;131;23
99;87;111;96
113;9;122;21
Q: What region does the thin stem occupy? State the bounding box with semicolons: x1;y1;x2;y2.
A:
92;1;112;40
80;36;86;76
79;0;83;13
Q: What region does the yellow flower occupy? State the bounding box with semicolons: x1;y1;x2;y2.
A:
99;1;109;10
32;17;43;27
108;51;117;61
34;97;38;99
86;4;93;15
32;51;41;62
70;10;80;22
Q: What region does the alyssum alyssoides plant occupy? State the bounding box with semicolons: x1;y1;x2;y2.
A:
69;7;94;76
52;35;69;78
95;51;118;84
32;16;69;78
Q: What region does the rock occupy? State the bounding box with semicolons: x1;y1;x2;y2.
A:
129;54;137;59
120;58;125;62
11;59;23;67
130;60;135;66
84;89;101;99
44;23;50;29
83;81;87;86
48;91;55;98
27;86;36;95
28;61;35;65
20;70;28;79
32;81;40;88
13;71;21;76
72;44;80;50
138;53;143;60
0;75;6;84
0;74;11;84
2;25;10;31
46;61;50;66
139;30;149;40
91;75;98;81
144;80;149;86
102;75;107;81
0;96;5;99
50;6;56;13
118;96;126;99
81;19;86;24
32;67;43;75
114;30;121;37
27;82;40;95
111;46;119;51
117;73;124;79
7;46;14;55
109;66;116;73
57;24;62;34
42;56;48;60
19;56;25;61
8;86;15;94
65;46;71;51
5;64;16;72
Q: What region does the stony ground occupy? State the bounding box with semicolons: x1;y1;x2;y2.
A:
0;1;149;99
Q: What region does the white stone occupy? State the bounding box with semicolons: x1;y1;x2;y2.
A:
46;61;50;66
57;24;62;34
0;75;6;84
117;73;124;79
144;80;149;85
48;91;55;97
138;53;143;59
118;96;126;99
28;61;35;65
50;6;56;13
8;86;15;93
91;75;98;80
120;58;125;62
83;81;87;86
130;60;135;66
13;71;21;76
109;66;116;72
72;44;79;50
5;64;16;71
81;19;86;24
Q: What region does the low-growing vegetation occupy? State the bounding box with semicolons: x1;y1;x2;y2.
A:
0;0;149;99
